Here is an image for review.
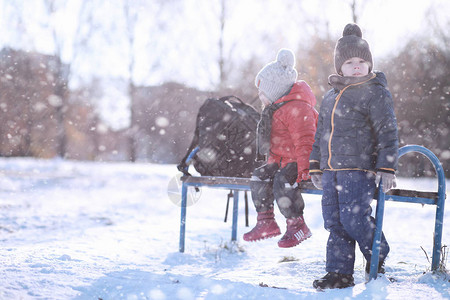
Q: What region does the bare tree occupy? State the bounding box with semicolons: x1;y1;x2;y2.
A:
41;0;69;157
218;0;226;89
123;0;139;162
425;2;450;51
348;0;369;24
349;0;358;23
214;0;242;92
40;0;99;158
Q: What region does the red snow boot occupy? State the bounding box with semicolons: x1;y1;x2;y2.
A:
243;209;281;242
277;216;312;248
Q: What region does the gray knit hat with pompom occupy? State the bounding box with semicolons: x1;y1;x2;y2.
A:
255;48;298;103
334;23;373;74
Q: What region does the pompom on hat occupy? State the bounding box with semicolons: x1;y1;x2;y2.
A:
255;48;298;103
334;23;373;75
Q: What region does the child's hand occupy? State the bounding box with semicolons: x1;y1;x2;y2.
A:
279;162;298;185
311;174;323;190
375;172;397;193
298;170;310;182
252;163;279;181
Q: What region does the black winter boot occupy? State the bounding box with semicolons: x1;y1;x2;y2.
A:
313;272;355;290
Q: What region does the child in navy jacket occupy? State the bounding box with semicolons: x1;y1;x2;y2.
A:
309;24;399;289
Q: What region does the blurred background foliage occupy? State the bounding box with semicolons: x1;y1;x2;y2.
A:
0;0;448;178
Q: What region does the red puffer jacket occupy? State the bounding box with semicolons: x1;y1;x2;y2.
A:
267;81;318;181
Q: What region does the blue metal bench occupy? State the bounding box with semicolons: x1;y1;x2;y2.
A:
179;145;446;281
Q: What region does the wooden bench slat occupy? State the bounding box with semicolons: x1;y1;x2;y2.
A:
181;176;441;203
181;176;251;185
181;176;317;189
384;189;438;200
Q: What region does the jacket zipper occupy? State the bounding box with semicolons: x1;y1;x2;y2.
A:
327;74;376;169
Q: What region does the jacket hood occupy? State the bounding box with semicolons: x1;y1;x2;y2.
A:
373;71;388;87
328;71;387;91
273;81;316;107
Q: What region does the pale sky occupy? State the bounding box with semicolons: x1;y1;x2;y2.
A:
1;0;448;129
1;0;447;87
316;0;444;57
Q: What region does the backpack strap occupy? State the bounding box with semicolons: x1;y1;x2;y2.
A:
256;100;293;161
177;116;201;176
219;95;244;105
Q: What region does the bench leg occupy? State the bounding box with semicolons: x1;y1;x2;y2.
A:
179;183;188;252
231;190;239;241
431;196;445;271
431;179;446;271
369;183;386;281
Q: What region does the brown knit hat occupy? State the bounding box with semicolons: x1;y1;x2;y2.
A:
334;23;373;75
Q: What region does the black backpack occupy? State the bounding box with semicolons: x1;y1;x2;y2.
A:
178;96;260;178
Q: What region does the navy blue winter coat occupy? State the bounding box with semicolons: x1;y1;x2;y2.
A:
309;71;398;174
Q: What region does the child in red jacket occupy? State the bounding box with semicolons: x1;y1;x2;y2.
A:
243;48;318;248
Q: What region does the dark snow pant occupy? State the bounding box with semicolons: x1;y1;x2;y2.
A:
250;164;305;219
322;170;390;275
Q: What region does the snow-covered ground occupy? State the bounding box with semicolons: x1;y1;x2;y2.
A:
0;157;449;299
